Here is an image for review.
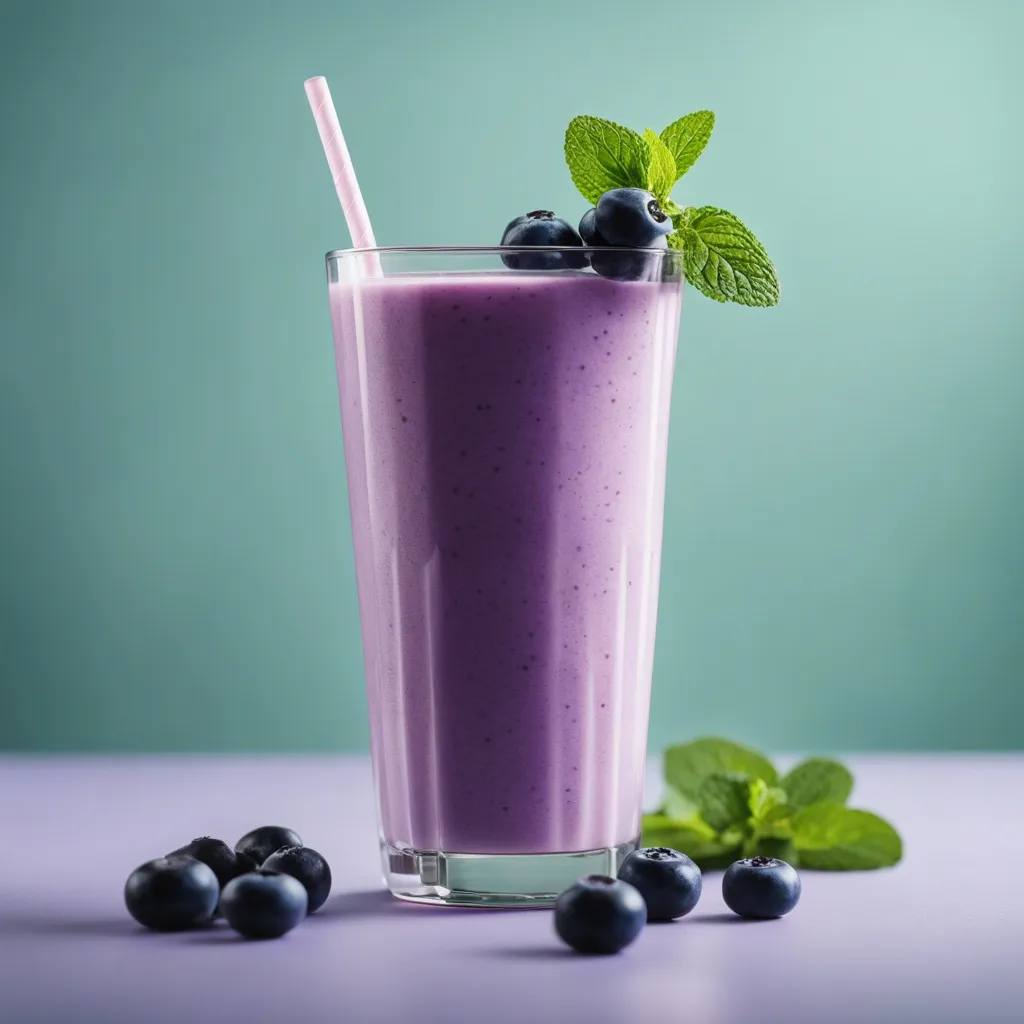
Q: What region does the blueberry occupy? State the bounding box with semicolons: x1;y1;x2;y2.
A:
234;825;303;866
167;837;251;889
722;856;802;919
595;188;672;247
235;850;260;874
590;235;669;282
582;205;674;281
220;868;308;939
618;847;702;922
262;846;333;914
124;857;219;931
554;874;646;955
578;207;606;246
500;210;588;270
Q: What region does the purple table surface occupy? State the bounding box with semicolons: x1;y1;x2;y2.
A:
1;755;1022;1024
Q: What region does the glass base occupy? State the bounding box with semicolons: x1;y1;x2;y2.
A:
381;837;640;908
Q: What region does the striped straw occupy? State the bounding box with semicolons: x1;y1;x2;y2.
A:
304;76;381;277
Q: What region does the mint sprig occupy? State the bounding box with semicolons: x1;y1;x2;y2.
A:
643;737;904;871
564;112;780;307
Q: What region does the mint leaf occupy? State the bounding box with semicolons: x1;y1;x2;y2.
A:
664;737;777;803
747;778;788;821
660;111;715;179
661;784;699;821
747;778;795;852
564;116;649;205
698;772;753;831
642;128;677;203
681;206;779;307
782;758;854;809
792;804;903;870
760;802;796;834
763;802;793;822
668;205;694;239
642;814;740;870
642;812;715;842
663;198;684;221
666;229;688;252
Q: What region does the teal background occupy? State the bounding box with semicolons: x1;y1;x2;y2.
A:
2;0;1022;753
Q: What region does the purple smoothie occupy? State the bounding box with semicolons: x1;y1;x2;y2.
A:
329;268;681;856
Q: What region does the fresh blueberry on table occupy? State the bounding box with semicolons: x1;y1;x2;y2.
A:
618;846;702;921
262;846;333;914
234;825;303;866
124;857;219;931
590;235;668;282
167;837;251;889
554;874;646;954
594;188;672;247
722;856;802;919
220;868;308;939
500;210;588;270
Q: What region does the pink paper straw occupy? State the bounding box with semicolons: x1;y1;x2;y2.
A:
304;76;381;277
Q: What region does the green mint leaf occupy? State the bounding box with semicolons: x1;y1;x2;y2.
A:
761;802;796;830
664;737;777;803
642;812;715;843
663;198;683;220
698;772;754;832
642;128;677;202
666;206;694;249
792;804;903;870
642;814;740;870
681;206;780;307
659;111;715;179
661;784;699;821
719;824;747;847
748;779;795;849
748;778;769;813
748;778;789;822
564;116;649;205
666;229;686;252
782;758;855;809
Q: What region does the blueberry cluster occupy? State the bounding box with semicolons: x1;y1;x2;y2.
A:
553;849;801;955
500;188;673;281
124;825;332;940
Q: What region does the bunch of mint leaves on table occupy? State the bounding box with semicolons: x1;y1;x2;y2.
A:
565;112;779;306
645;738;903;870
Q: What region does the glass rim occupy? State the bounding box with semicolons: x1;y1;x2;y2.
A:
325;244;676;260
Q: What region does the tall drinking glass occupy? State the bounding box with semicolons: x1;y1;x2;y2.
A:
326;246;683;906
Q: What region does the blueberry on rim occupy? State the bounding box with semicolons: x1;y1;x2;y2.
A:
500;210;588;270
